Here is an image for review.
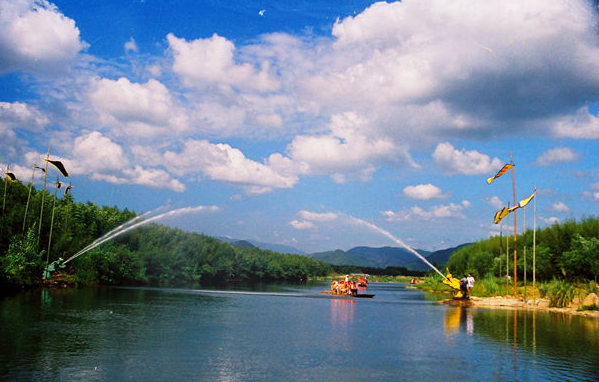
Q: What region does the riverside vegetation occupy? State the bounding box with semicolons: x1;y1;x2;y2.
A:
411;218;599;310
0;177;331;290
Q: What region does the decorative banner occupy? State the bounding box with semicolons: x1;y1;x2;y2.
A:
493;207;510;224
65;184;73;195
486;163;514;184
33;165;46;173
4;172;16;181
509;189;537;212
55;181;63;189
45;159;69;177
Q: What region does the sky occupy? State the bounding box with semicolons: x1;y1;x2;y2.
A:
1;0;599;254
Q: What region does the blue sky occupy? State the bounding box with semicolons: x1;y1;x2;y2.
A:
1;0;599;253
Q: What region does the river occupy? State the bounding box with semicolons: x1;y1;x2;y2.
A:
1;282;598;382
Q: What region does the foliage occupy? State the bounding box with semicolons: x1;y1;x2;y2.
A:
0;228;45;287
539;279;579;308
1;176;332;289
446;217;599;283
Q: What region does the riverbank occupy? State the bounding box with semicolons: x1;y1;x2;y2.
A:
439;295;599;318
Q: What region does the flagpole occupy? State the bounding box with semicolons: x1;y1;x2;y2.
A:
46;176;60;267
1;164;9;238
37;147;51;243
523;203;527;302
510;151;518;296
533;188;537;303
22;165;37;233
506;202;510;295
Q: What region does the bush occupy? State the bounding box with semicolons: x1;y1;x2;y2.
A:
539;279;578;308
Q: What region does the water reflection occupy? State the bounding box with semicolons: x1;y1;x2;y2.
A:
443;307;474;337
330;299;356;328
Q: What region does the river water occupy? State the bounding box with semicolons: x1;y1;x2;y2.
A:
1;282;598;382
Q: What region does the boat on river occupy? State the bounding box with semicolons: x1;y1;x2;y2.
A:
319;291;375;298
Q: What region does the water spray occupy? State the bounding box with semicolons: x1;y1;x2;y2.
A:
348;216;447;279
63;205;218;265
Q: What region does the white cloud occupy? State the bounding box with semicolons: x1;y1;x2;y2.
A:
87;77;188;138
382;200;470;221
167;33;279;93
287;113;414;182
553;107;599;139
0;0;87;73
582;182;599;201
534;147;580;166
289;220;315;230
70;131;129;173
549;201;570;212
433;142;502;175
297;210;338;222
124;37;138;53
485;195;505;210
403;184;445;200
540;216;560;225
163;139;298;193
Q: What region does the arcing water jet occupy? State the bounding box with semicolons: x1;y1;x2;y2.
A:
62;205;218;265
348;216;446;279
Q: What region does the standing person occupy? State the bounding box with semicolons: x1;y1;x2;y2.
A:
467;273;475;296
460;275;469;299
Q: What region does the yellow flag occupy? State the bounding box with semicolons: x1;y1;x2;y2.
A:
4;172;16;181
493;207;510;224
486;163;514;184
45;159;69;177
509;189;537;212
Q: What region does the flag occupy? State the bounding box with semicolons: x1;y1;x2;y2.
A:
45;159;69;177
509;189;537;212
33;165;46;173
4;172;16;181
65;185;73;195
493;207;510;224
486;163;514;184
55;181;63;189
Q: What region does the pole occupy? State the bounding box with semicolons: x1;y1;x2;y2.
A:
0;164;9;238
506;204;510;295
523;204;527;302
510;151;518;296
533;189;537;303
46;177;60;266
22;166;36;233
37;147;50;243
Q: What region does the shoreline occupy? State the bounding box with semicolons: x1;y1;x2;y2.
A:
439;295;599;318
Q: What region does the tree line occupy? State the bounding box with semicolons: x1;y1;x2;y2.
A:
446;216;599;282
0;176;332;290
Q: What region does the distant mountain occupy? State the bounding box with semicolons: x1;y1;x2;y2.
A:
309;246;431;269
309;244;469;271
216;237;305;255
402;243;472;271
230;240;257;249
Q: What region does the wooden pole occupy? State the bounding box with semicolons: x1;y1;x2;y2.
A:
510;152;518;295
0;164;9;238
523;204;527;302
533;189;537;303
22;166;36;233
37;147;50;243
46;177;59;266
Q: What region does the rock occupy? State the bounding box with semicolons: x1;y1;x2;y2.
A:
582;293;599;307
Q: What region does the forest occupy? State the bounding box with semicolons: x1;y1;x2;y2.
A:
445;216;599;282
0;176;332;290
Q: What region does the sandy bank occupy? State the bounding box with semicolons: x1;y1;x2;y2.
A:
440;295;599;318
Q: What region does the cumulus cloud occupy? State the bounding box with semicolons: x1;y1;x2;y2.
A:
87;77;188;138
289;210;338;230
433;142;502;175
403;184;445;200
167;33;279;93
124;37;138;53
382;200;471;221
162;139;298;194
287;113;415;182
534;147;581;166
485;195;505;210
553;107;599;139
582;182;599;201
549;201;570;212
0;0;87;73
